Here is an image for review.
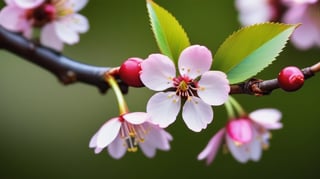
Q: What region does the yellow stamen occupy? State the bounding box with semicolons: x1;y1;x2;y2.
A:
57;9;74;17
262;143;269;150
179;81;188;91
127;147;138;152
199;87;205;91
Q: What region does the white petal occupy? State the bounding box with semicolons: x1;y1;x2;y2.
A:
197;128;225;165
66;14;89;33
89;133;103;154
178;45;212;79
14;0;44;8
198;71;230;106
89;133;98;148
143;124;171;150
140;54;176;91
182;97;213;132
55;18;80;44
96;118;121;149
123;112;149;125
108;135;127;159
65;0;88;12
41;23;64;51
226;134;250;163
249;108;282;129
147;92;181;128
236;0;273;26
249;129;263;161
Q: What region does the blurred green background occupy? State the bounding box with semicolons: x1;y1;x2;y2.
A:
0;0;319;178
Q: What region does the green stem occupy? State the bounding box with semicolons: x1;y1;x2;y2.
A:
228;96;246;117
105;74;129;115
224;98;236;119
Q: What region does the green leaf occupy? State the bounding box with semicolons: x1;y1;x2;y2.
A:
212;23;298;84
147;0;190;63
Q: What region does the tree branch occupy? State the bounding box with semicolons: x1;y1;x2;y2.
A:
0;25;318;96
0;26;128;94
229;63;318;95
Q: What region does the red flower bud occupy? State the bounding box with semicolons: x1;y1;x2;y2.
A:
119;58;144;87
278;66;304;92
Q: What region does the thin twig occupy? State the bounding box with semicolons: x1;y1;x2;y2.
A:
229;64;317;95
0;26;128;94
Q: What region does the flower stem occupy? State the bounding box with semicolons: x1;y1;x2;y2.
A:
105;74;129;115
228;96;246;117
224;98;236;119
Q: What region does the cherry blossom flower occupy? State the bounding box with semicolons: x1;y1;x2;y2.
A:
0;0;89;51
140;45;230;132
89;112;173;159
235;0;283;26
198;108;282;164
235;0;320;50
282;0;320;49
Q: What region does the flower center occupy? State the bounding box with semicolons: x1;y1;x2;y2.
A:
25;0;75;28
119;117;148;152
52;0;74;17
26;3;56;27
173;75;198;99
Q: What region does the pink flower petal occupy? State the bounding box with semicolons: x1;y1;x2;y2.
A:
108;135;127;159
13;0;44;9
198;71;230;106
283;0;318;4
22;22;33;38
140;54;176;91
249;108;282;129
0;6;26;32
143;124;171;150
96;118;122;149
164;130;173;141
282;4;320;50
198;128;225;165
123;112;149;125
146;92;181;128
139;140;157;158
41;23;64;51
5;0;14;5
182;97;213;132
94;147;103;154
178;45;212;79
226;119;253;144
226;134;250;163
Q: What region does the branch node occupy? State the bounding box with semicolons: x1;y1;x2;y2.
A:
246;79;265;96
60;70;77;84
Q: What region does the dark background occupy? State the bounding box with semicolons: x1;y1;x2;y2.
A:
0;0;319;178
